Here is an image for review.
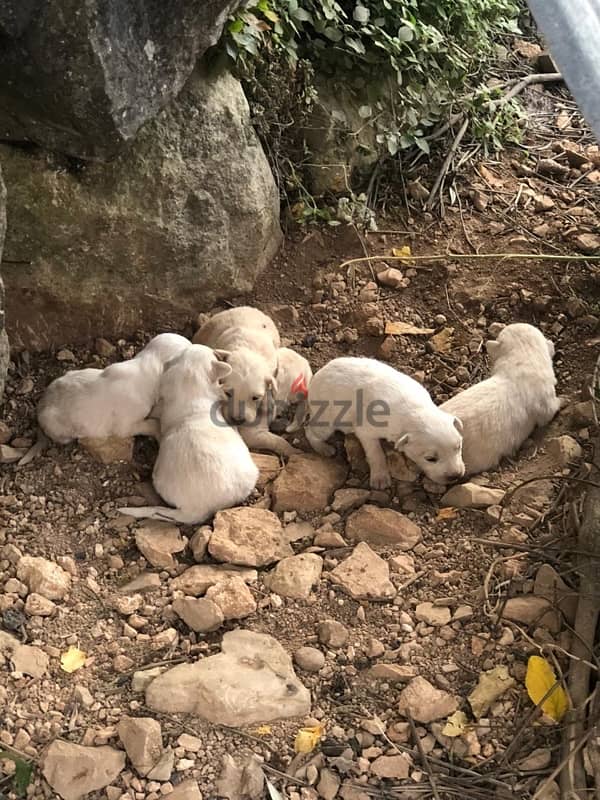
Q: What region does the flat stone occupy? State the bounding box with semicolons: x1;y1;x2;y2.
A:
329;542;396;600
112;594;143;616
215;753;265;800
119;572;161;594
0;444;27;463
171;565;257;596
389;554;415;574
177;734;203;753
265;553;323;599
367;664;416;683
331;488;370;513
547;435;582;466
345;505;421;550
503;595;560;633
168;780;203;800
117;716;163;777
441;483;505;509
41;741;125;800
190;526;211;562
17;555;71;600
468;666;515;719
518;748;552;771
294;647;325;673
209;507;292;567
318;620;349;649
313;530;347;548
146;629;310;726
317;768;341;800
135;521;185;568
24;592;56;616
132;666;165;693
397;676;458;723
173;596;224;632
205;576;257;620
11;643;49;678
272;454;348;513
146;748;174;782
285;521;315;542
415;602;451;627
80;436;133;464
370;755;410;779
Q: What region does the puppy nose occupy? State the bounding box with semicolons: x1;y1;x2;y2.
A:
231;416;245;426
446;472;464;483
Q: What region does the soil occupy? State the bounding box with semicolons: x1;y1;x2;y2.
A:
1;56;600;800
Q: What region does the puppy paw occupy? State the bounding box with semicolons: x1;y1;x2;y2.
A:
370;470;392;490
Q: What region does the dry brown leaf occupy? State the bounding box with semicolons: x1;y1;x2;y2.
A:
385;321;434;336
429;327;454;353
436;507;459;521
468;665;515;719
478;164;503;188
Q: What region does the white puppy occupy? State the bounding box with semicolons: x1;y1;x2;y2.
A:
118;345;259;525
441;323;560;475
306;357;465;488
38;333;190;443
193;306;280;425
237;346;313;456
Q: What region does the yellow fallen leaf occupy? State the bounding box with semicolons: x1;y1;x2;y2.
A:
429;326;455;354
442;710;468;738
469;665;515;718
254;725;272;736
60;646;87;674
392;245;412;259
385;321;434;336
294;724;325;754
436;506;459;521
525;655;568;722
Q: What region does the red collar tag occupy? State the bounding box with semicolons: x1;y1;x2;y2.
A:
291;373;308;398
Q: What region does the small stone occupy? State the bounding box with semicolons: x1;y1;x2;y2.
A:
441;483;505;509
389;554;415;574
209;507;292;567
0;421;12;444
74;685;94;707
366;638;385;658
533;194;555;212
377;268;405;289
368;664;416;683
17;555;71;600
370;755;410;779
41;741;126;800
117;716;164;777
574;233;600;254
345;505;421;550
120;572;162;593
0;444;27;463
518;748;552;771
503;596;559;633
415;602;451;627
265;553;323;599
146;748;174;782
332;488;370;513
57;348;76;361
454;605;474;622
314;530;347;548
171;565;257;596
95;337;116;356
329;542;396;600
80;435;134;463
468;666;516;719
252;453;281;489
190;527;211;562
215;753;265;800
318;620;349;649
152;628;178;650
547;435;582;466
24;593;56;616
177;734;203;753
364;316;385;336
12;644;49;678
113;594;143;616
534;564;577;625
387;451;420;482
397;677;458;723
294;647;325;673
205;576;257;620
272;454;348;513
173;596;224;632
135;521;185;568
132;666;165;693
317;768;341;800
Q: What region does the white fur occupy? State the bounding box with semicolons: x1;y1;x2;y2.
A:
38;333;191;444
306;357;465;487
237;346;313;456
441;322;560;475
118;345;259;524
193;306;280;425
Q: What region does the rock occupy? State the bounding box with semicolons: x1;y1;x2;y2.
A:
415;602;451;627
215;753;265;800
344;435;368;473
177;734;203;752
370;755;410;780
74;685;94;707
329;542;396;600
132;666;165;693
24;592;56;616
468;666;516;719
205;576;257;621
345;505;421;550
387;451;420;482
171;565;257;596
146;629;311;726
272;454;348;513
314;529;347;548
119;572;161;594
168;780;203;800
265;553;323;599
503;596;560;633
332;488;370;513
0;167;7;402
534;564;577;625
318;620;349;649
397;677;458;723
189;527;211;562
80;436;133;464
317;768;341;800
377;267;405;289
547;435;582;465
146;748;174;782
389;554;415;574
117;716;163;777
2;68;281;351
294;647;325;673
367;664;416;683
574;233;600;254
112;594;143;616
252;453;281;489
518;748;552;771
0;444;27;463
95;337;116;357
41;741;125;800
209;507;292;567
11;644;49;678
441;483;505;509
17;555;71;600
173;596;224;632
134;521;185;568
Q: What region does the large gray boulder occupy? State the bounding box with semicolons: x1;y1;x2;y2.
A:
0;0;239;159
1;67;282;351
0;165;9;401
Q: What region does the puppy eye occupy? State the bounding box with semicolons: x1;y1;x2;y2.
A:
252;395;262;402
425;456;438;463
224;390;233;399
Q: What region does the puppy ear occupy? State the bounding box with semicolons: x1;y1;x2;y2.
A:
212;360;232;384
486;340;500;357
453;416;463;434
546;338;555;358
395;433;410;451
213;349;231;363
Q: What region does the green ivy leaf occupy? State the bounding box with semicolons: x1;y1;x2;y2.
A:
397;25;414;42
353;4;369;24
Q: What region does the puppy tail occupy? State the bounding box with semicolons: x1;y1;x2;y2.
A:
18;431;50;467
117;505;202;525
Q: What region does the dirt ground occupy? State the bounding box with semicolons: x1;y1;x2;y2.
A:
1;60;600;800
